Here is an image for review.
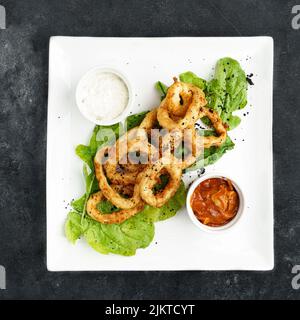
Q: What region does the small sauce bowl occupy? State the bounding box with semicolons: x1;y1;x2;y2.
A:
186;173;245;233
76;67;133;126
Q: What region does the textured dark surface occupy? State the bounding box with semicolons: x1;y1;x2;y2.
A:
0;0;299;300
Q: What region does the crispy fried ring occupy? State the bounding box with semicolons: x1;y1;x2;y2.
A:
86;191;145;224
103;127;149;185
120;162;143;173
157;81;207;130
167;80;192;117
104;137;158;185
199;107;227;148
111;184;134;196
118;127;148;144
139;109;163;150
139;156;182;208
139;109;158;134
160;128;203;169
104;161;144;185
160;129;182;158
94;146;142;209
176;128;203;169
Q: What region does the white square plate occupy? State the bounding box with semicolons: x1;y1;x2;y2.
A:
47;37;274;271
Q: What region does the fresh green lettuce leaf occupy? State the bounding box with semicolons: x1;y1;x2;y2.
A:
205;78;224;114
79;164;99;222
75;145;93;169
65;181;186;256
65;210;155;256
203;135;235;166
178;58;247;131
76;123;123;171
216;58;247;112
225;115;241;130
96;199;120;213
185;134;235;172
179;71;207;90
155;81;168;100
142;181;186;222
91;123;122;154
65;211;83;244
83;165;97;193
125;111;149;130
156;181;186;221
206;57;247;130
71;194;86;213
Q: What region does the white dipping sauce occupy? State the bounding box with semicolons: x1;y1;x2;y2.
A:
78;71;129;121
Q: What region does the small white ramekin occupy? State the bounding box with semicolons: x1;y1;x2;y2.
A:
186;173;245;233
75;67;134;126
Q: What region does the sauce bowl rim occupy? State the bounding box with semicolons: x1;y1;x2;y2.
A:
75;66;134;126
186;173;245;233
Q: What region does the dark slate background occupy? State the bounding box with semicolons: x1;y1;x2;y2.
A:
0;0;299;300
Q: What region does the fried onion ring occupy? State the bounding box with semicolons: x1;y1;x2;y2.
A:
86;191;145;224
199;107;227;148
167;80;192;117
94;146;143;209
174;128;203;169
104;137;158;185
104;160;144;185
157;128;203;169
157;81;207;130
90;76;228;220
139;156;182;208
102;127;151;185
111;183;134;196
139;109;158;134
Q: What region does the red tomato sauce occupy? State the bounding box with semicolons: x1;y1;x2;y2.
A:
190;178;239;227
